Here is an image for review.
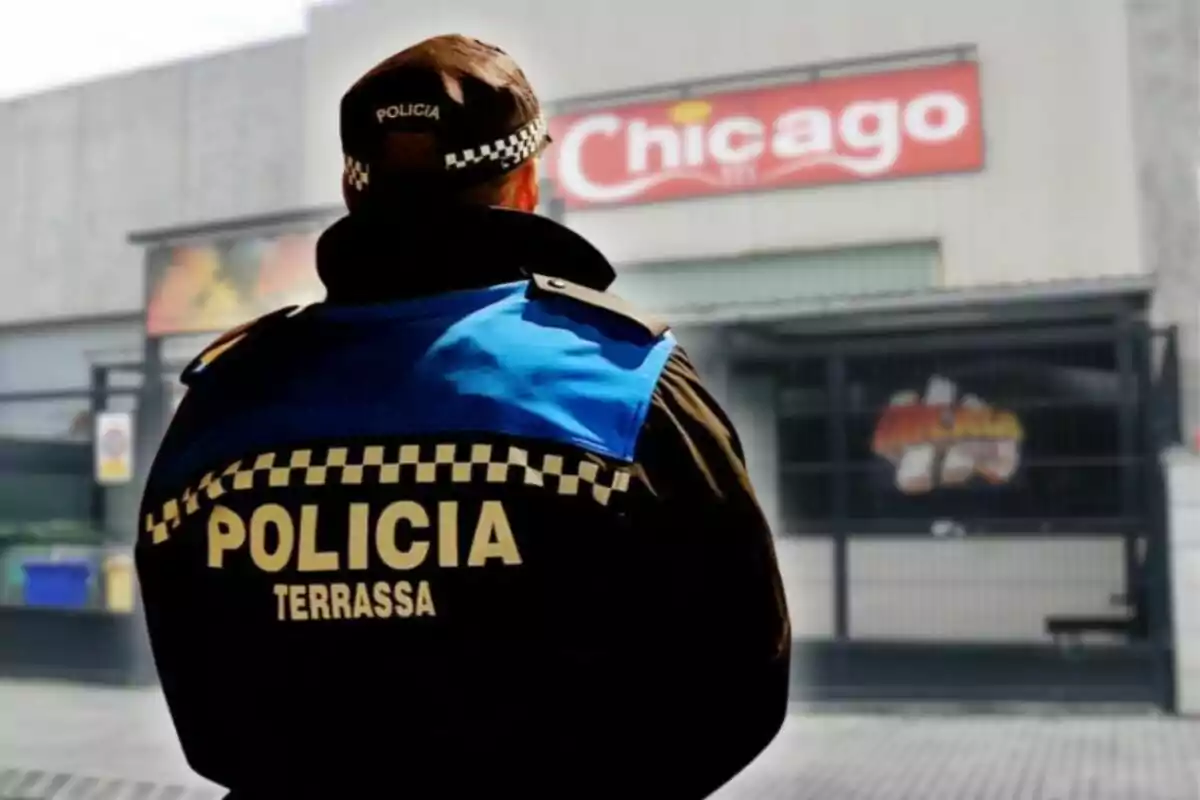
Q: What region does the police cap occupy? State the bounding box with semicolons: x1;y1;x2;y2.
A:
339;34;550;208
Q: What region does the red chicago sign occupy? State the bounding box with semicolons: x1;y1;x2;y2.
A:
543;61;984;209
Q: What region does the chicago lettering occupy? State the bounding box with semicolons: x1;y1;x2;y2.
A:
375;103;441;123
555;90;971;204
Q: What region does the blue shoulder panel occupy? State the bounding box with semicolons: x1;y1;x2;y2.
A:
156;280;675;486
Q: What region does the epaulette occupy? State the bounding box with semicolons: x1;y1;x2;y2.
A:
181;305;302;386
527;273;669;339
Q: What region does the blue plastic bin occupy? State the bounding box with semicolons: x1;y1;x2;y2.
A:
22;561;92;609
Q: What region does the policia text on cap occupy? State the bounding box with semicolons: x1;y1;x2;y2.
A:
136;34;791;800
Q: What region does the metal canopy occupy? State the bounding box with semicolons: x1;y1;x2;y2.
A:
546;44;976;116
128;204;342;249
667;274;1155;333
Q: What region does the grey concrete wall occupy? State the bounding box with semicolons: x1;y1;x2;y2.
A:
0;38;306;325
1167;450;1200;712
1126;0;1200;438
303;0;1145;290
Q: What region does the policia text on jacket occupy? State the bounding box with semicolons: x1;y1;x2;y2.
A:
151;439;626;623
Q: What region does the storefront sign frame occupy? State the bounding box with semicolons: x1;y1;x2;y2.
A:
139;208;341;340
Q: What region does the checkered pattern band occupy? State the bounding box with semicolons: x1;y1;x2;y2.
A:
444;115;548;172
145;442;632;545
344;156;370;191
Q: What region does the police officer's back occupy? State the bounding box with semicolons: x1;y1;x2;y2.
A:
136;34;791;799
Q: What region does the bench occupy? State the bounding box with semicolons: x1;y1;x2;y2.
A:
1045;614;1139;644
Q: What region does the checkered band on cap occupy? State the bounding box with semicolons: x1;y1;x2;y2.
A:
344;156;370;191
444;115;548;173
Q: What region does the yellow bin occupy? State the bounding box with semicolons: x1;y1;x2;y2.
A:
103;552;136;613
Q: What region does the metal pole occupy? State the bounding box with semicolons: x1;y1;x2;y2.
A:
828;353;850;639
89;365;109;534
134;336;168;500
539;179;566;225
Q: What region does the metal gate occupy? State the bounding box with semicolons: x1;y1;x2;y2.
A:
0;357;172;683
759;319;1179;707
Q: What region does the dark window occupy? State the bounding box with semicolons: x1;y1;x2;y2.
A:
846;405;1122;464
0;471;91;525
774;335;1141;533
844;339;1133;524
777;358;833;531
843;341;1122;415
779;416;831;464
779;469;834;533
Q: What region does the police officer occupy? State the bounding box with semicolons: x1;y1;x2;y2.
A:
137;34;790;799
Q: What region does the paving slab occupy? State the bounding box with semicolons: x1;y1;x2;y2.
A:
3;680;1200;799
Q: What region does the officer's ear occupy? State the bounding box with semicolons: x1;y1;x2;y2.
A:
501;159;540;213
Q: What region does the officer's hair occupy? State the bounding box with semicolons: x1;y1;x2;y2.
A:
397;159;532;209
456;164;528;207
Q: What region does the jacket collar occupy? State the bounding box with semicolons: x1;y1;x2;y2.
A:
315;205;617;304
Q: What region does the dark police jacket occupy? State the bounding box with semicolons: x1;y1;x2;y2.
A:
136;207;791;799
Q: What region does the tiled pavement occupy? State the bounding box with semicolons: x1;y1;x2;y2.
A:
3;680;1200;799
720;711;1200;799
0;680;221;800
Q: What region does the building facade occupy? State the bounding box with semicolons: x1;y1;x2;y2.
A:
0;0;1198;706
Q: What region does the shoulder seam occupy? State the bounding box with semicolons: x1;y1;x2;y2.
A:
526;274;669;339
181;305;301;385
624;339;679;461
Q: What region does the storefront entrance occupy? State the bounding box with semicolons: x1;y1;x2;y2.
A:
123;206;1178;707
733;297;1178;707
0;207;341;685
0;359;161;683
